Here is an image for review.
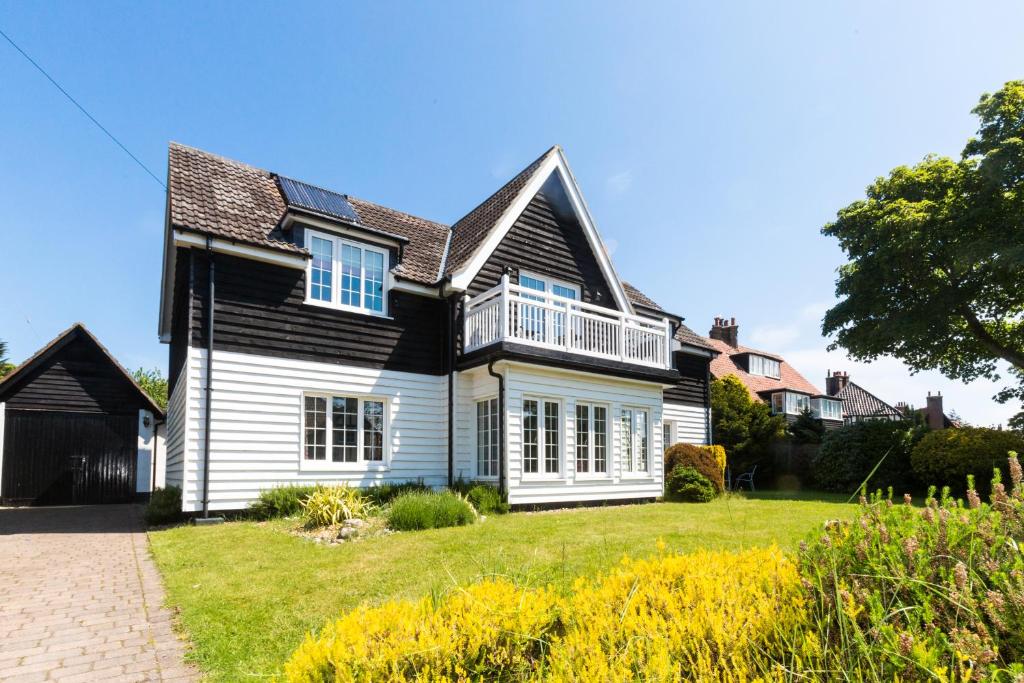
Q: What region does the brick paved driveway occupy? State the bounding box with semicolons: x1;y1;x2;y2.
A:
0;506;197;682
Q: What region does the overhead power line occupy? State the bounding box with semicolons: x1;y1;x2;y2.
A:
0;27;166;190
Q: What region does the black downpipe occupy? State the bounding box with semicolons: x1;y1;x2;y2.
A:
705;357;713;445
202;238;215;518
446;296;456;486
486;360;506;496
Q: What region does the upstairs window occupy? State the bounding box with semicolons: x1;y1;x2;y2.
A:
771;391;810;415
305;229;388;315
748;354;781;379
812;397;842;420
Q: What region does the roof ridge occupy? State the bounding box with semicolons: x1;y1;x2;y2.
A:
168;141;272;176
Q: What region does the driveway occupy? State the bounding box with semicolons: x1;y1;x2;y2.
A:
0;505;197;682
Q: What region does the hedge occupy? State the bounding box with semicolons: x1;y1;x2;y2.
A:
811;420;924;494
910;427;1024;496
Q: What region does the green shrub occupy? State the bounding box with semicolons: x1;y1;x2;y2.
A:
301;485;373;528
449;478;509;515
664;443;726;494
248;485;317;520
799;454;1024;679
361;480;430;507
387;491;476;531
665;465;717;503
812;420;924;494
911;427;1024;496
144;486;182;526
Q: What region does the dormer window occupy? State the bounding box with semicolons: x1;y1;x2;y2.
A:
748;354;781;379
305;229;388;315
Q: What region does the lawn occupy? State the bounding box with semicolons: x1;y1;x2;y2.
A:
149;493;855;681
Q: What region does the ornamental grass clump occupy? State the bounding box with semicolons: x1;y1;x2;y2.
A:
300;485;372;528
799;453;1024;681
248;485;317;520
282;546;812;682
387;491;476;531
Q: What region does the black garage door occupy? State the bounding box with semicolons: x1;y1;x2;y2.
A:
2;411;138;505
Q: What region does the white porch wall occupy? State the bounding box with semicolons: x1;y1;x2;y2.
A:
452;366;498;482
662;402;709;446
502;363;664;506
179;348;448;512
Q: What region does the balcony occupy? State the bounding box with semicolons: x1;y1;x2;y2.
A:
463;278;673;369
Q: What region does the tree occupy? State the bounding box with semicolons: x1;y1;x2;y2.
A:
132;367;168;411
710;375;786;474
0;339;15;379
822;80;1024;408
789;408;825;445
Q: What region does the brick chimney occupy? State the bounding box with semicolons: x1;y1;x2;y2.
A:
825;370;849;396
924;391;945;429
709;316;739;348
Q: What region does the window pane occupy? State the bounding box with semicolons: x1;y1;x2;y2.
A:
520;275;546;293
636;410;649;472
544;402;560;474
310;237;333;302
663;423;672;448
364;250;385;313
552;284;577;300
341;244;362;307
621;409;633;472
331;397;358;462
363;400;384;461
523;399;539;474
575;404;589;473
477;398;499;477
304;396;327;460
593;406;607;473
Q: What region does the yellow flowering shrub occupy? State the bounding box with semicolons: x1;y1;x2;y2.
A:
283;546;813;682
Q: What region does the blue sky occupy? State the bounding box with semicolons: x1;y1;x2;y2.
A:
1;1;1022;425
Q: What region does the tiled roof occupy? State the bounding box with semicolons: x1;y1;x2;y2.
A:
622;281;663;311
168;143;298;253
834;381;902;419
674;325;716;352
621;282;715;352
168;143;449;285
346;196;450;284
705;337;821;399
444;147;556;275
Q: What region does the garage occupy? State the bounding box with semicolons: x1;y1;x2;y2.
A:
0;324;164;506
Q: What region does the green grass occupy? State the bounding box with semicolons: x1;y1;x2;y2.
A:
149;493;854;681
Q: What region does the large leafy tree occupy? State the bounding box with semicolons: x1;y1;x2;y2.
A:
710;375;787;474
822;80;1024;405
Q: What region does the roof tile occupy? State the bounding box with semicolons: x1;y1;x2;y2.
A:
705;337;821;399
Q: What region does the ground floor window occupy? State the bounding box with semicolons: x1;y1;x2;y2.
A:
303;394;386;465
663;421;674;449
575;403;608;474
476;398;499;477
523;397;561;475
621;408;650;474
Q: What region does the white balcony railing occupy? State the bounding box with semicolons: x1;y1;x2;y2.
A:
463;275;673;369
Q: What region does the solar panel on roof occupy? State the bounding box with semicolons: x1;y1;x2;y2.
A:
277;176;361;224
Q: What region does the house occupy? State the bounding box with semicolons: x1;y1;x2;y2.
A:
824;371;903;424
704;317;843;427
895;391;962;429
0;324;164;506
157;143;713;513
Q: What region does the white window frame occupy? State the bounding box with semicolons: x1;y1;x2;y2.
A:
518;270;581;300
299;392;390;471
811;397;842;420
304;228;390;316
620;406;651;477
748;354;781;379
662;420;675;449
475;396;500;480
574;401;610;479
521;396;563;478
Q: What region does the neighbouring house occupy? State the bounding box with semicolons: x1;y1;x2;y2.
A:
704;317;843;428
157;143;713;513
0;324;164;506
824;370;903;424
896;391;962;429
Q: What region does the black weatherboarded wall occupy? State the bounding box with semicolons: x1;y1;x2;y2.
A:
664;352;710;407
187;249;448;375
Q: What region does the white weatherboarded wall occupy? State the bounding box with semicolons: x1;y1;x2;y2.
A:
662;402;709;446
178;348;448;512
502;363;665;506
452;366;498;482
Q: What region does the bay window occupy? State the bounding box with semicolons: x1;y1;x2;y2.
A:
303;394;387;467
305;229;388;315
770;391;811;415
575;403;608;475
811;397;842;420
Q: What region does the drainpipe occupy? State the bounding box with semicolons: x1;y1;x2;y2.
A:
705;358;713;446
486;361;506;496
441;277;455;487
202;237;215;518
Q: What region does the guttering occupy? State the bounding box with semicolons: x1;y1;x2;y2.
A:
486;360;506;496
202;237;215;518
